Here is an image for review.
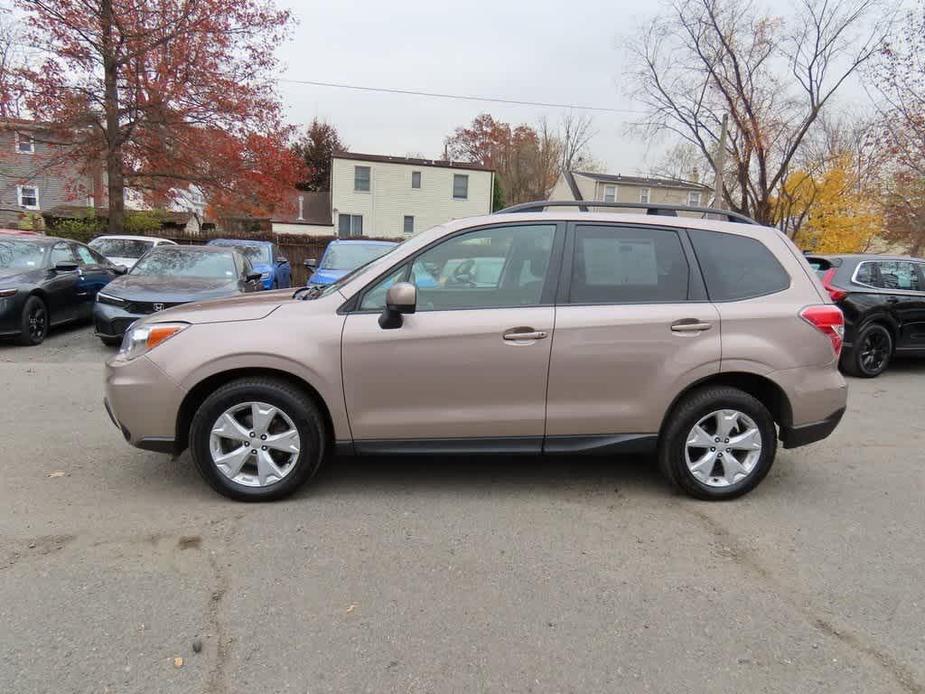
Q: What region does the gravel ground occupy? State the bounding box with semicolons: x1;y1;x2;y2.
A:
1;322;923;694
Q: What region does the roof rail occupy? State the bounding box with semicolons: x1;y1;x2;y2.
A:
496;200;758;225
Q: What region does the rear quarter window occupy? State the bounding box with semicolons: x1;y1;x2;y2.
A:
689;229;790;301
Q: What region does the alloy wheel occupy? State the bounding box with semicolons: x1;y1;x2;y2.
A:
28;305;47;341
209;401;301;487
860;330;889;373
684;409;763;488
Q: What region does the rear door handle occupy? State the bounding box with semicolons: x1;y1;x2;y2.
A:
503;328;548;341
671;320;713;333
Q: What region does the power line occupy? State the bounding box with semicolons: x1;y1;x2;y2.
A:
278;78;642;115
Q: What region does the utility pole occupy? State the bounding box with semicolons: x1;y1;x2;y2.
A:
712;113;728;210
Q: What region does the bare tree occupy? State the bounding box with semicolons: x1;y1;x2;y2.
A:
649;141;708;182
626;0;890;225
558;112;597;172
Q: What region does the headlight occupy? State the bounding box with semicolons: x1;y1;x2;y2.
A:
118;322;189;361
97;291;126;305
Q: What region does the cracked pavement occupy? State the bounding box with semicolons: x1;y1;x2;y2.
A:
1;324;923;693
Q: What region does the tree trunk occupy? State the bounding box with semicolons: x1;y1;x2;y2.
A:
100;0;125;234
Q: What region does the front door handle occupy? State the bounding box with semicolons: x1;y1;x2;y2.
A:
671;319;713;333
886;296;900;304
503;327;548;341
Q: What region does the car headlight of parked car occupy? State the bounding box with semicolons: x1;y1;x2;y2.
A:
97;291;127;306
0;287;17;312
119;322;189;361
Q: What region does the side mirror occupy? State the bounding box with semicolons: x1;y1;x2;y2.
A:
378;282;416;329
245;272;262;283
277;257;288;265
54;261;79;272
113;264;129;275
304;258;317;271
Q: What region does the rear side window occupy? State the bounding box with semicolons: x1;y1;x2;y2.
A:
689;229;790;301
569;225;689;303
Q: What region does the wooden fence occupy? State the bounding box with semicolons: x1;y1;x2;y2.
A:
146;230;393;286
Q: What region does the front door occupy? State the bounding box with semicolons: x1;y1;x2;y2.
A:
73;243;114;318
545;223;721;442
341;223;562;450
45;242;81;324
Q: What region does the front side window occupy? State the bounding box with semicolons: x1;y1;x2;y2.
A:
452;174;468;200
411;171;421;189
338;214;363;237
74;245;97;266
354;166;371;192
688;190;702;206
18;186;38;209
360;224;556;311
689;229;790;301
16;132;35;153
875;261;922;291
569;225;689;304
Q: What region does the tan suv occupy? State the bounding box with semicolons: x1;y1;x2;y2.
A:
104;206;848;501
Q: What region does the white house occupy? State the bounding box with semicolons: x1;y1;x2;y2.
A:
328;152;494;238
549;171;713;215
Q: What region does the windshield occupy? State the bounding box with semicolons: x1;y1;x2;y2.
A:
0;240;45;270
211;242;271;264
320;243;394;271
89;238;155;259
132;248;237;279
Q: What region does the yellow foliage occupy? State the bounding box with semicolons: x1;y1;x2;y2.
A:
783;156;882;254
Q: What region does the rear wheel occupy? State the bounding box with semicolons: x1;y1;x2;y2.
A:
189;377;325;501
841;323;892;378
17;296;48;346
659;386;777;500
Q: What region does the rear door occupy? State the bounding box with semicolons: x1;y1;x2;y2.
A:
544;223;720;443
876;260;925;351
341;222;562;448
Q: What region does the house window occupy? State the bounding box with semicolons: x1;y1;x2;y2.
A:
603;185;616;203
354;166;371;192
338;213;363;237
639;187;650;204
15;132;35;154
411;171;421;189
453;174;468;200
403;215;414;235
688;190;702;206
18;185;39;209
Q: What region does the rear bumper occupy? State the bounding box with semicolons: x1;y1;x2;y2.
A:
780;407;845;448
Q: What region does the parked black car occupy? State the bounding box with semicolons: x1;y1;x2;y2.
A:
93;244;264;345
0;235;124;345
807;254;925;377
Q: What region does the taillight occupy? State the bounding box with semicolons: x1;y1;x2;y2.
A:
800;305;845;357
820;268;847;301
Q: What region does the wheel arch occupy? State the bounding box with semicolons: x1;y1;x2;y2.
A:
175;367;336;454
855;314;899;353
659;372;793;437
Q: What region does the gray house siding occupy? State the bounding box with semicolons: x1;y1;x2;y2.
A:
0;127;95;228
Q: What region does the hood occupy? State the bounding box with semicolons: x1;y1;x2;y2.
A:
146;288;295;325
0;267;45;286
308;267;347;286
105;275;239;303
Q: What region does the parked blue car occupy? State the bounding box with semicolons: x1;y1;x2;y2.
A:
206;239;291;289
306;240;397;287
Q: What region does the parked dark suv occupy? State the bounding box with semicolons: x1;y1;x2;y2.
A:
807;254;925;377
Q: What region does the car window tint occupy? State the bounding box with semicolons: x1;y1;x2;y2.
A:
74;245;96;265
569;225;688;303
854;261;876;286
407;224;555;310
689;229;789;301
50;243;76;265
359;265;409;310
876;261;921;291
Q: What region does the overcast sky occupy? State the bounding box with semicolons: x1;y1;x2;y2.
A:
276;0;660;174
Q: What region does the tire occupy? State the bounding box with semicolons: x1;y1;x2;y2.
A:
16;295;48;346
840;323;892;378
658;386;778;500
99;335;121;347
189;377;326;501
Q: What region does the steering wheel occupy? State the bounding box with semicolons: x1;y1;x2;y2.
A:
451;259;477;288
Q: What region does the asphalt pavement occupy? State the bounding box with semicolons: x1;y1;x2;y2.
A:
1;323;923;693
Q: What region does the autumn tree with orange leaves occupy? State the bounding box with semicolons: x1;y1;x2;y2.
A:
10;0;304;232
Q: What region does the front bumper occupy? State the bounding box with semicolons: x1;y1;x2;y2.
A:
93;301;147;339
104;353;186;454
0;293;26;336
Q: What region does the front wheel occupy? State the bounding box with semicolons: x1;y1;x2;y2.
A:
189;377;325;501
841;323;892;378
658;386;777;500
